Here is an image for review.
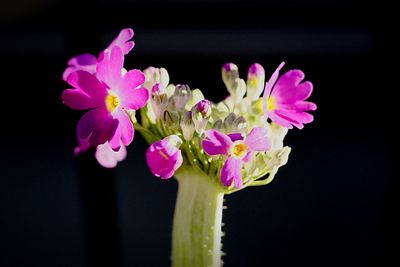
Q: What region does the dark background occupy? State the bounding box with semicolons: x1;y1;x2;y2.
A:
0;0;397;266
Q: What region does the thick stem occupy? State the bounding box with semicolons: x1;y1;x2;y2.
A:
172;167;225;267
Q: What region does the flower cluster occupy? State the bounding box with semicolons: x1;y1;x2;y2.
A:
62;28;316;192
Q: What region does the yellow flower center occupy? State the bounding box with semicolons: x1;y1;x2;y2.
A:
233;143;247;158
267;96;276;111
105;93;120;112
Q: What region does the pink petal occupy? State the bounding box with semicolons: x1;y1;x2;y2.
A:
119;87;149;110
67;53;98;66
62;89;95;110
146;138;183;179
77;107;118;146
268;111;294;129
263;62;285;112
95;142;127;168
108;108;134;150
108;28;135;55
164;152;183;179
221;157;243;188
269;101;316;129
263;62;285;100
63;53;97;81
294;81;313;100
228;133;244;142
272;70;312;103
293;101;317;111
74;137;91;156
245;127;271;152
96;46;124;88
274;109;314;129
119;69;145;91
242;152;253;163
202;130;233;156
66;71;107;99
274;110;304;129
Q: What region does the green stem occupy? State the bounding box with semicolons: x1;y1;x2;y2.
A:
172;167;225;267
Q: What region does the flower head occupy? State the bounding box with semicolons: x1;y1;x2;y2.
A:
202;127;271;188
180;111;195;141
263;62;317;129
62;46;148;150
146;135;183;179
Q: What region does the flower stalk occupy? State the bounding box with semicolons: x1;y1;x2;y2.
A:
172;167;225;267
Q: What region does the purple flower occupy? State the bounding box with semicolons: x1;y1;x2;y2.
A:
146;135;183;179
62;46;149;150
63;28;135;81
263;62;317;129
202;127;271;188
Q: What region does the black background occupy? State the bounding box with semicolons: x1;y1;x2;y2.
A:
0;0;397;266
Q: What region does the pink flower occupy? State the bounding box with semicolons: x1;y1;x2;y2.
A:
202;127;271;188
95;142;127;168
146;135;183;179
63;28;135;80
263;62;317;129
62;46;149;150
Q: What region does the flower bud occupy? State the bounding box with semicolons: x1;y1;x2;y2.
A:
192;100;211;135
222;63;239;87
146;135;183;179
180;111;195;140
185;88;205;110
151;83;169;120
144;66;170;90
223;113;247;133
222;63;246;104
246;63;265;101
172;84;191;112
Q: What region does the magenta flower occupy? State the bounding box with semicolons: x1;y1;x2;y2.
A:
63;28;135;81
202;127;271;188
62;46;149;150
262;62;317;129
95;142;127;168
146;135;183;179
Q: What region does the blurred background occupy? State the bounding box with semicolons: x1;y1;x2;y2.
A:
0;0;396;266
